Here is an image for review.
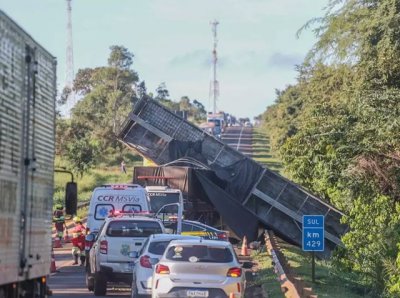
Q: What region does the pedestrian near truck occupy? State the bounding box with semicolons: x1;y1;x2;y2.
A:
71;216;86;266
120;160;127;174
53;204;67;242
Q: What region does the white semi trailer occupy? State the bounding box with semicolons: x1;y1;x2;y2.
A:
0;10;57;297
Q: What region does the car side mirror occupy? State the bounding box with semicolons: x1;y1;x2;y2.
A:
149;258;159;265
242;261;253;269
129;251;139;258
85;233;96;242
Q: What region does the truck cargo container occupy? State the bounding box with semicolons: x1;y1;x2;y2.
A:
0;10;56;297
118;98;349;258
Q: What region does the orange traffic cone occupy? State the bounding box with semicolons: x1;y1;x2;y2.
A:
229;293;235;298
240;236;248;256
53;237;62;248
50;248;57;273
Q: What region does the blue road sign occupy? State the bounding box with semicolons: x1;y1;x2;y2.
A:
302;215;324;252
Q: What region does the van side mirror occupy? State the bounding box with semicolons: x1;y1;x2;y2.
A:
65;182;78;215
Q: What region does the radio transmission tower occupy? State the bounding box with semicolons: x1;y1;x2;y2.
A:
210;20;219;114
65;0;75;115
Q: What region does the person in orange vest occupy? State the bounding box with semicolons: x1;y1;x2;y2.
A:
53;204;67;242
71;216;86;265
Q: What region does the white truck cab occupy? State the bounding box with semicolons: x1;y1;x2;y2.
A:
87;184;151;233
145;186;184;234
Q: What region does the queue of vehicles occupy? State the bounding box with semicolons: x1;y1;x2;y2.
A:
83;183;249;297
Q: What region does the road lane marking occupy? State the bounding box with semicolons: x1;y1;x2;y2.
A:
237;126;245;150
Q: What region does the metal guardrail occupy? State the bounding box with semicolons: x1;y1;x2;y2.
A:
265;230;318;298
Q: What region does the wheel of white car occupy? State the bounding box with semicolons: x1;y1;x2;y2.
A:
93;272;107;296
86;271;94;291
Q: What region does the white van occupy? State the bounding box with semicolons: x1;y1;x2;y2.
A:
86;184;151;233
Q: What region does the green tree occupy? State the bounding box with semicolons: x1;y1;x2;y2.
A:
262;1;400;294
65;136;100;178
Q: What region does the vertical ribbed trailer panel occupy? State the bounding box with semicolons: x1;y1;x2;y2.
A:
0;10;56;289
119;98;348;257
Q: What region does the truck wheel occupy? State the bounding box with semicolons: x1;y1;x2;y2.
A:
93;272;107;296
86;271;94;291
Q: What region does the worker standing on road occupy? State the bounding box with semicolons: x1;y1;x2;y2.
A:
53;204;67;242
71;216;86;265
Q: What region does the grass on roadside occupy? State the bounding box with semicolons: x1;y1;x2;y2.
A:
279;240;370;298
252;250;285;298
252;127;284;174
53;163;139;209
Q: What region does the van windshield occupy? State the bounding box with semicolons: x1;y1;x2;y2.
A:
106;220;163;237
148;192;180;213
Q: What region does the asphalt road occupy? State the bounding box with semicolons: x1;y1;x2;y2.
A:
49;244;130;297
221;126;253;156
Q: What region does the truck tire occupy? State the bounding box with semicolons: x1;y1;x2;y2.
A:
93;272;107;296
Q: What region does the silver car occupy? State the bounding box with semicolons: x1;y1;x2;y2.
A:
151;239;251;298
131;234;200;298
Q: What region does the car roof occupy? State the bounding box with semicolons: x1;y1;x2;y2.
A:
148;234;201;241
106;215;161;222
167;239;232;247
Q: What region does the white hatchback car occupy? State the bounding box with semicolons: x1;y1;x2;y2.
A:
131;234;200;298
151;239;252;298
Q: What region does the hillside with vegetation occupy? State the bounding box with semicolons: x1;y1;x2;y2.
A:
260;1;400;296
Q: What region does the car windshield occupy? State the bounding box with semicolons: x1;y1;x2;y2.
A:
165;245;233;263
148;240;171;255
106;220;162;237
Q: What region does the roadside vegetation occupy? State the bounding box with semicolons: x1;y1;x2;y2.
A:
252;128;370;297
260;0;400;296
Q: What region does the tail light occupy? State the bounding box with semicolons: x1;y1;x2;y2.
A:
100;240;108;254
155;264;170;274
140;255;152;268
217;232;228;241
227;267;242;277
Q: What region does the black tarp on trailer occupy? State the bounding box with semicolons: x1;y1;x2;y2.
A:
119;98;349;258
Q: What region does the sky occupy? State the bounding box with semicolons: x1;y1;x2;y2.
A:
0;0;329;118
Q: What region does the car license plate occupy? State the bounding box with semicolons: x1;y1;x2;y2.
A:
186;290;209;297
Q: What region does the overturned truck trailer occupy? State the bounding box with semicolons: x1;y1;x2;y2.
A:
118;98;349;257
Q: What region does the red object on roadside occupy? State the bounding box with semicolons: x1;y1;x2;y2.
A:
71;234;85;251
50;248;57;273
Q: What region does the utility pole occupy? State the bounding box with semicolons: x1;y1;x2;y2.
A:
66;0;75;116
210;20;219;114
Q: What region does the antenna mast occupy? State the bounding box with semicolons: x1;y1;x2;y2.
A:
66;0;75;115
210;20;219;114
